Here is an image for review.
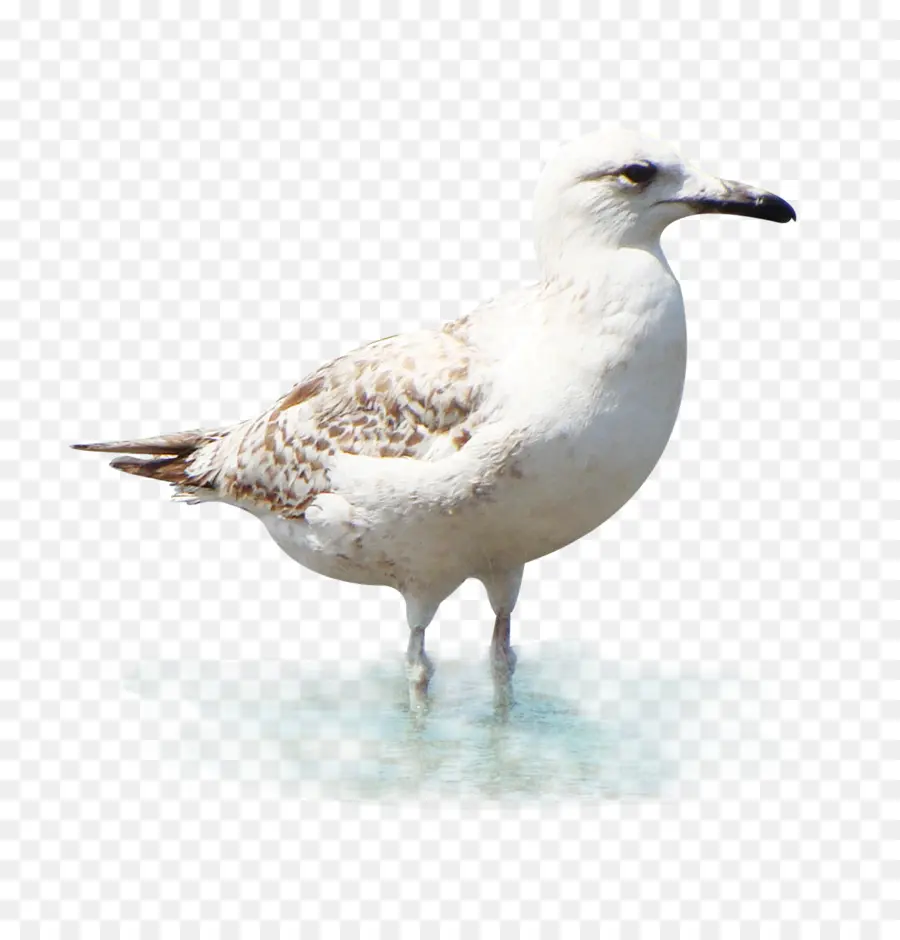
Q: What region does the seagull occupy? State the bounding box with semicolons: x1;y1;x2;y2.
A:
73;128;795;704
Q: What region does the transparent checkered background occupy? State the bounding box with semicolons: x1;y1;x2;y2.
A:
2;0;895;934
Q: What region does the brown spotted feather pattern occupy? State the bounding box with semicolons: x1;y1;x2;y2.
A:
183;331;484;517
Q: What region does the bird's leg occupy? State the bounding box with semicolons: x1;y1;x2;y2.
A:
404;595;441;709
482;566;524;693
406;626;434;709
490;612;517;682
406;625;433;687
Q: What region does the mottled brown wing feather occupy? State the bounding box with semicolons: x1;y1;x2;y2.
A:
185;330;483;517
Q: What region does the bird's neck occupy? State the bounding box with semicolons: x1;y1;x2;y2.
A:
540;237;671;291
536;206;672;281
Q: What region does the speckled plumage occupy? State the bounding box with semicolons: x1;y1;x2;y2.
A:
181;329;484;518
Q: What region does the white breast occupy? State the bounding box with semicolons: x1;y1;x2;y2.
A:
465;260;687;566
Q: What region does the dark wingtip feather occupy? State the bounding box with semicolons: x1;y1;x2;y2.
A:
69;431;204;456
71;442;134;453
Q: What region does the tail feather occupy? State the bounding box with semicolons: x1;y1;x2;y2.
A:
71;430;216;487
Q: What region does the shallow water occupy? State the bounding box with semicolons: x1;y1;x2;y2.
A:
127;646;707;800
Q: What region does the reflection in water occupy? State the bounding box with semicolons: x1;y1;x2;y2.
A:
127;647;702;800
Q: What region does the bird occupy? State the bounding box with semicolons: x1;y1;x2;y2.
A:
73;128;795;706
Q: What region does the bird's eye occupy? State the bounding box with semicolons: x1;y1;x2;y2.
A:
620;162;657;185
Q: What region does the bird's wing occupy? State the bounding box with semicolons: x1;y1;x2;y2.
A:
184;328;486;517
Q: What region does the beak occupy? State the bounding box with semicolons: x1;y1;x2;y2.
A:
671;177;796;224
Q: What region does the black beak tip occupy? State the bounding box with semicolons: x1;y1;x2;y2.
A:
767;194;797;224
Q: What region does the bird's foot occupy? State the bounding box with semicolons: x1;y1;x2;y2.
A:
406;653;434;686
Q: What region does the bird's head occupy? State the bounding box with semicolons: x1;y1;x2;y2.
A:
533;127;795;275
